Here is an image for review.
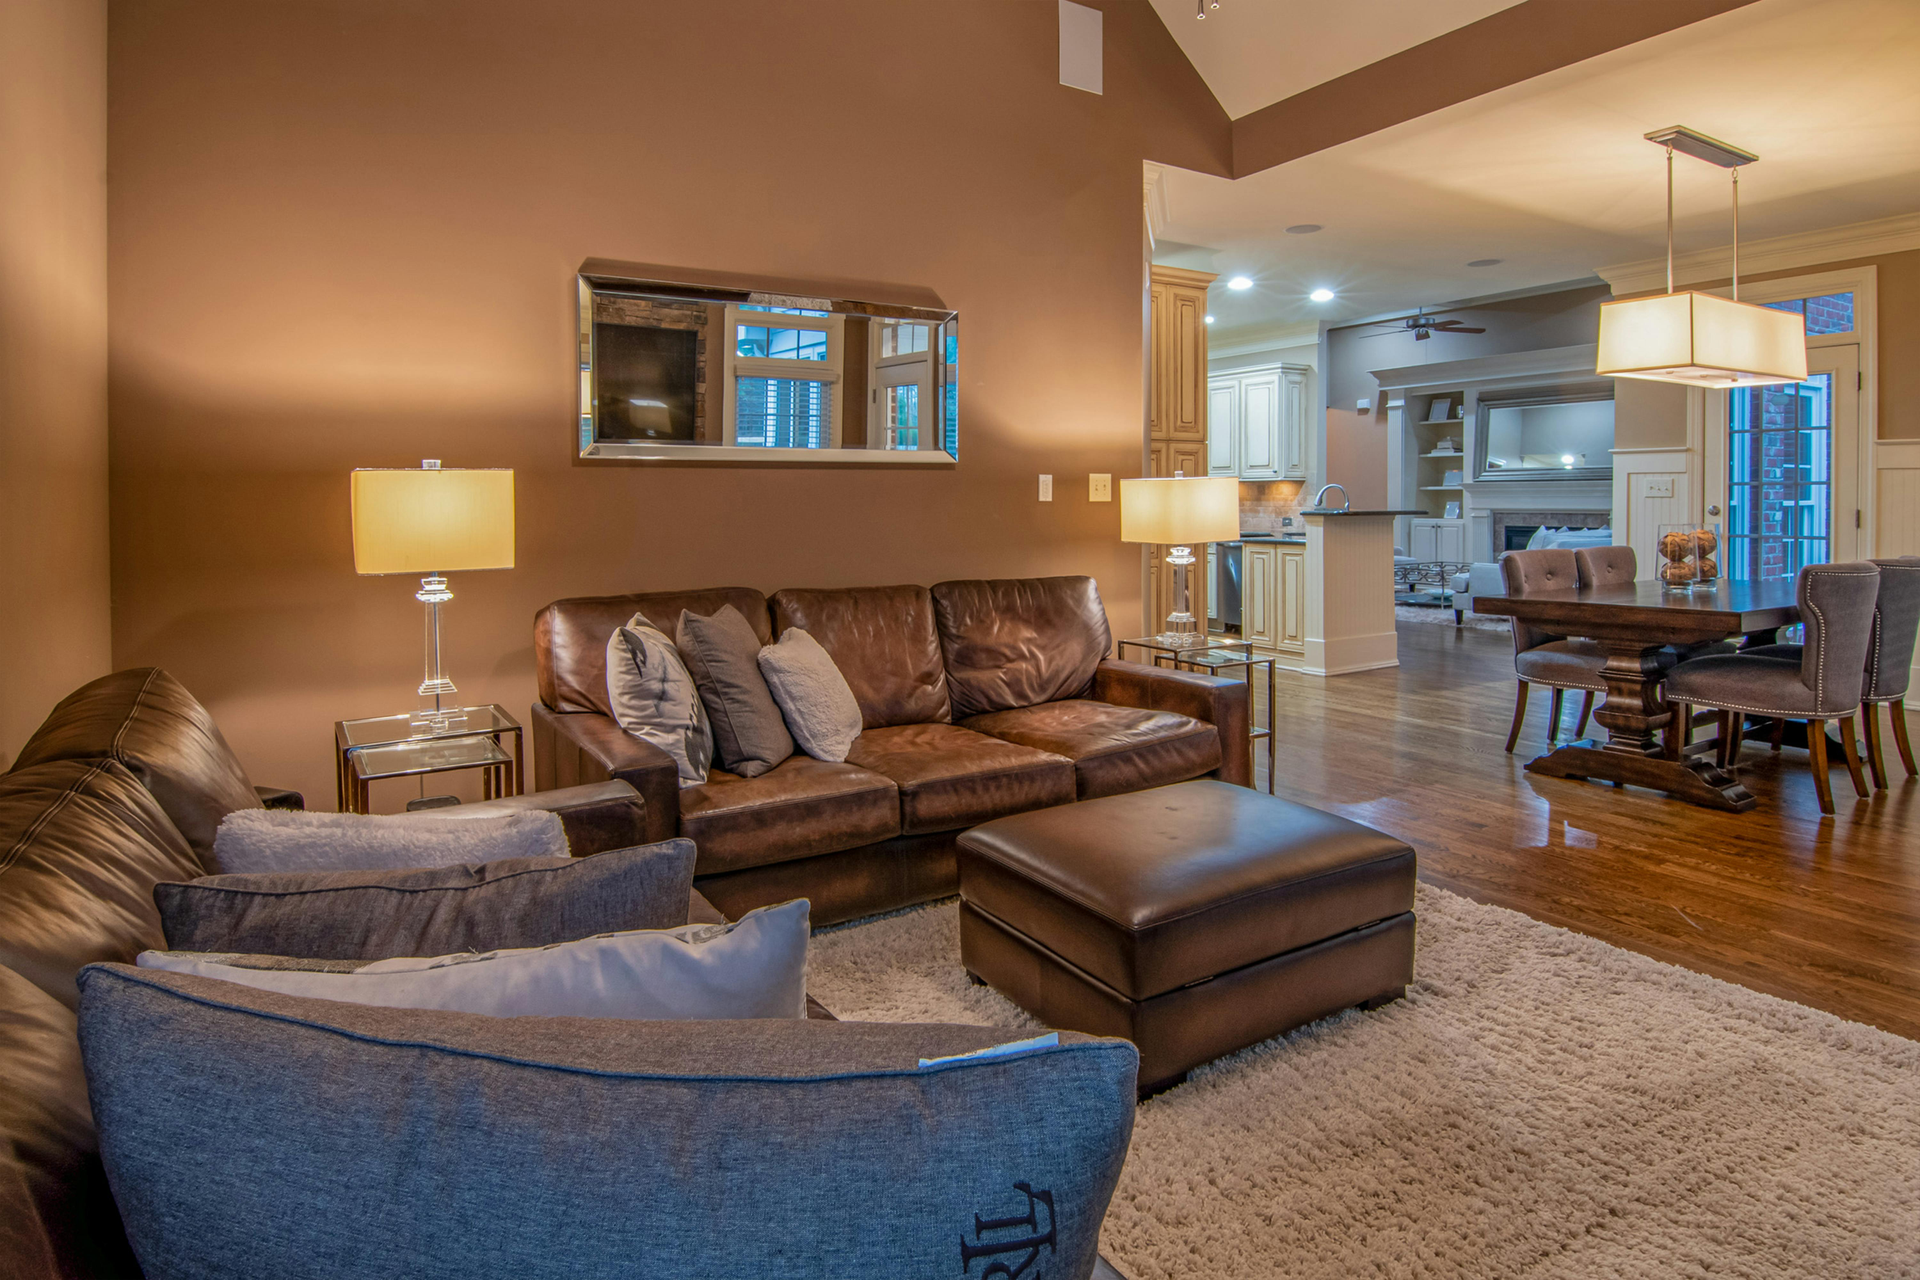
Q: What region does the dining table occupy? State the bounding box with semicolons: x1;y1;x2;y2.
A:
1475;578;1800;811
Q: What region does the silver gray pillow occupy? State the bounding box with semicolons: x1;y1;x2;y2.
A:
607;618;713;785
211;808;568;875
156;840;698;959
675;605;793;778
757;628;863;762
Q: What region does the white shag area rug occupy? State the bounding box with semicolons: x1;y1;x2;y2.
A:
1394;601;1510;633
807;885;1920;1279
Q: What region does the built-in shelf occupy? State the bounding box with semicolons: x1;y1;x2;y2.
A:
1419;451;1465;459
1418;484;1464;491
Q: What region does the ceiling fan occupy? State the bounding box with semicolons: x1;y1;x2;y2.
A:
1359;308;1487;341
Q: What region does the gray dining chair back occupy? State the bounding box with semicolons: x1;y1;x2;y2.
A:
1499;549;1579;654
1864;558;1920;702
1797;562;1881;716
1574;545;1636;589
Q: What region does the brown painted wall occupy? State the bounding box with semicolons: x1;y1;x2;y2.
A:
108;0;1230;808
1612;249;1920;449
1;0;111;764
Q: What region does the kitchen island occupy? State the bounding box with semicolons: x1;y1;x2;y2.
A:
1224;510;1425;676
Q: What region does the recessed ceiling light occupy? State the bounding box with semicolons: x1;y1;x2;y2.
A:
1204;315;1215;324
1285;224;1322;235
1309;288;1335;303
1226;276;1253;291
1467;258;1502;268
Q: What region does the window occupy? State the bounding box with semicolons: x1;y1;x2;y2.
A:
1725;373;1833;582
736;377;832;449
884;384;919;450
736;326;827;361
879;322;928;357
1762;292;1854;336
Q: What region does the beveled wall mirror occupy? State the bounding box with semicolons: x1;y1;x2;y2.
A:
577;263;958;464
1474;384;1615;482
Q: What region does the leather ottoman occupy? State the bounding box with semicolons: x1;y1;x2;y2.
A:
957;780;1416;1095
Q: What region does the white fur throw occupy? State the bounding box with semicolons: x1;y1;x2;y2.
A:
757;627;863;763
211;808;569;876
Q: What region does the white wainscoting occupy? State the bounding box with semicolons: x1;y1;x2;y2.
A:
1610;446;1697;578
1873;438;1920;688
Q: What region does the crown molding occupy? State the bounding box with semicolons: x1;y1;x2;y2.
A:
1209;319;1321;358
1142;163;1171;250
1371;343;1599;392
1595;211;1920;296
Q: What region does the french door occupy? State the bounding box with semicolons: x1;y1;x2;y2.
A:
1706;344;1862;580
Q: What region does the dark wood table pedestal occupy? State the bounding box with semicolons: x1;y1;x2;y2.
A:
1476;580;1799;812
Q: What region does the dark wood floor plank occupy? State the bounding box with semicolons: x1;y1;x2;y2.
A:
1248;619;1920;1040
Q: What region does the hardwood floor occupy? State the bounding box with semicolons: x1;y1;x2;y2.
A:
1249;618;1920;1041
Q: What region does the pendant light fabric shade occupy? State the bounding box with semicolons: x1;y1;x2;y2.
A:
351;468;516;575
1120;476;1239;545
1596;292;1808;388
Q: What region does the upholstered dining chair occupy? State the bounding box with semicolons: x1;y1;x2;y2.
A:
1573;545;1730;756
1663;562;1882;814
1741;557;1920;789
1500;548;1604;752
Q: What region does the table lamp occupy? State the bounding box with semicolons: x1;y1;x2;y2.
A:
351;461;515;735
1120;473;1239;645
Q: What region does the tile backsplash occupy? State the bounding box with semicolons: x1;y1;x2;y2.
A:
1237;480;1306;534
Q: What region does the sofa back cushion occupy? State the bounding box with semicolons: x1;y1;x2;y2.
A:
536;588;772;715
931;577;1112;718
771;586;951;728
79;965;1136;1280
0;760;203;1010
10;668;258;859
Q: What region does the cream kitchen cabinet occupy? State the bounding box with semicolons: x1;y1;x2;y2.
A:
1408;519;1467;563
1242;542;1307;656
1208;364;1310;482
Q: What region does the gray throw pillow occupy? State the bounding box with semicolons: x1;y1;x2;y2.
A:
211;808;568;875
79;964;1136;1280
675;605;793;778
155;839;697;959
607;618;712;786
757;628;863;763
136;898;810;1021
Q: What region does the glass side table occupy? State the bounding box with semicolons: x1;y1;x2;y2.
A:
334;704;524;814
1116;636;1276;795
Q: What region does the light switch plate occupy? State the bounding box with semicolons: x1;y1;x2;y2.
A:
1089;473;1111;502
1038;474;1053;502
1644;476;1674;498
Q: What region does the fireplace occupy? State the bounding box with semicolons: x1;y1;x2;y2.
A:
1491;510;1610;554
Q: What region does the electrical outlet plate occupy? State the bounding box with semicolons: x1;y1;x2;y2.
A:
1038;474;1053;502
1089;473;1111;502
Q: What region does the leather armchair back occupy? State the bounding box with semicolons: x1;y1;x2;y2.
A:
931;576;1111;718
536;588;771;715
1797;563;1880;715
771;586;952;728
1499;549;1579;655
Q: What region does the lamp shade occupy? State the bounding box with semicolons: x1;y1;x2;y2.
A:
351;468;515;575
1119;475;1239;545
1596;291;1807;388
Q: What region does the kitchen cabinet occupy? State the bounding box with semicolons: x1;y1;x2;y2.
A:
1279;546;1307;653
1241;542;1307;656
1147;265;1216;636
1208;364;1310;482
1408;519;1466;563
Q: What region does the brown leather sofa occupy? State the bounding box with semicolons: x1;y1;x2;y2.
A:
533;575;1253;924
0;668;653;1280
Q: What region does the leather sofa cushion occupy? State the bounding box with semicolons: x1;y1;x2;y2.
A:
845;724;1075;836
10;668;258;859
0;760;203;1009
931;576;1112;717
679;756;900;875
963;700;1220;800
0;963;142;1280
770;586;951;728
957;779;1416;1000
536;588;771;716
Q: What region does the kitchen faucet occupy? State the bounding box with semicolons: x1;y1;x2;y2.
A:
1311;483;1350;512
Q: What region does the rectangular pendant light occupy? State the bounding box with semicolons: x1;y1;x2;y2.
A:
1597;292;1808;388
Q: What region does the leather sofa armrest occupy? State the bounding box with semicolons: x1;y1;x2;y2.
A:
1092;658;1253;788
253;785;305;811
531;703;679;845
415;780;648;857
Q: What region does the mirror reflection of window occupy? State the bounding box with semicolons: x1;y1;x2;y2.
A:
723;304;843;449
873;321;933;450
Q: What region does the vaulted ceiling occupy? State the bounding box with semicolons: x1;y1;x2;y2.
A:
1144;0;1920;335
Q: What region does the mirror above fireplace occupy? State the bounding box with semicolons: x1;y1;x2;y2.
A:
576;261;958;465
1474;384;1614;482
